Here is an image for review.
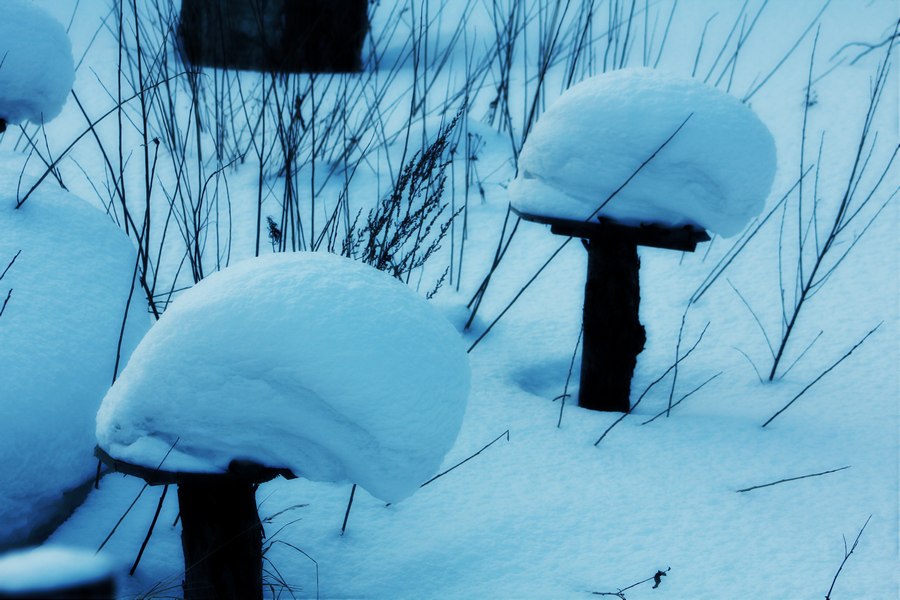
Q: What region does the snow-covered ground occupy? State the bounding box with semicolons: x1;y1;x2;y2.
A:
1;0;897;598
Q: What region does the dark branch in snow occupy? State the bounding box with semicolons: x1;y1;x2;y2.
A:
594;324;709;446
0;250;20;318
592;567;671;598
762;323;882;427
825;515;872;600
736;466;850;493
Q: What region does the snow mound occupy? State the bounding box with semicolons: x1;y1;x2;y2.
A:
0;546;114;595
509;68;777;237
0;168;147;550
97;252;470;504
0;0;75;125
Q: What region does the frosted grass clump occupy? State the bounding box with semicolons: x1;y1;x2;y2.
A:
0;167;147;549
97;252;470;504
0;0;75;125
509;68;777;237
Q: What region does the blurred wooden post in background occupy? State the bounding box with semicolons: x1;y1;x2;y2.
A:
178;0;368;73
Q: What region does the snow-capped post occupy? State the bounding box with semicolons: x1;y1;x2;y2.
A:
178;0;368;73
95;253;469;600
509;69;776;413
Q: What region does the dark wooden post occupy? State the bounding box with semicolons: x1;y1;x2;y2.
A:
178;477;263;600
580;235;645;412
94;448;295;600
512;210;710;413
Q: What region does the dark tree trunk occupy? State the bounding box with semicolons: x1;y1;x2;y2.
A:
178;478;263;600
578;236;646;413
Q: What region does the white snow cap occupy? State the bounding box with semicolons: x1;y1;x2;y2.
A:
509;68;777;237
0;0;75;125
97;252;470;503
0;546;114;594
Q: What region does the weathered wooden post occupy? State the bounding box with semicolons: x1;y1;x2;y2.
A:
178;0;369;73
95;448;294;600
514;211;709;412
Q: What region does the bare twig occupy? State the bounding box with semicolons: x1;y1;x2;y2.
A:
762;323;882;427
556;325;584;428
592;567;671;598
825;515;872;600
736;465;850;493
595;324;709;445
341;484;357;536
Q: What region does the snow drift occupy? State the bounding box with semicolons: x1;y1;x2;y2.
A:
0;167;147;550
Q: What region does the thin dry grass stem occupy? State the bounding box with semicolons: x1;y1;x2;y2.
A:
736;465;850;493
594;323;709;446
767;26;896;380
555;324;584;429
762;322;882;428
824;515;872;600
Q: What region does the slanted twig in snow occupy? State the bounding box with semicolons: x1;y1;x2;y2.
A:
594;324;708;446
825;515;872;600
592;567;671;598
96;438;179;553
380;430;511;510
130;484;168;575
736;465;850;493
341;484;357;536
0;251;20;319
762;323;881;427
741;0;832;102
556;325;584;428
420;430;511;489
642;372;722;425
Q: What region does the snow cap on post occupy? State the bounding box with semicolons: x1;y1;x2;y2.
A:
96;252;470;503
509;68;777;237
0;0;75;126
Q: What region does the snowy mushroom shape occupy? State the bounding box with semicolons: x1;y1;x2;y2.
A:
0;1;75;131
509;68;777;238
95;252;470;599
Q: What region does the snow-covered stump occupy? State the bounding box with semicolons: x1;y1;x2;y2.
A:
510;69;776;413
95;252;469;598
